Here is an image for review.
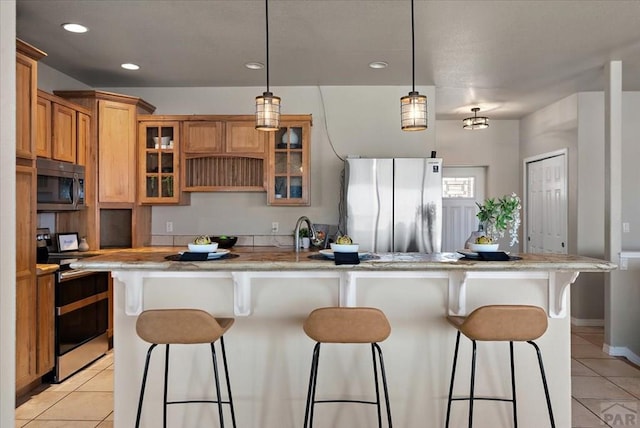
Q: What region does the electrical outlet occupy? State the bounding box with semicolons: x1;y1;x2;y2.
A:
623;222;630;233
271;222;279;233
166;221;173;233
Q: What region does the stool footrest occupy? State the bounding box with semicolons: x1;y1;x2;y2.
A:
450;396;514;403
315;399;379;405
167;399;233;405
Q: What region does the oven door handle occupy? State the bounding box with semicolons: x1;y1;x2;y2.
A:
56;291;109;316
59;269;98;282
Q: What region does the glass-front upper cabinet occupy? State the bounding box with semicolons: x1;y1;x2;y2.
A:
138;121;182;204
268;118;311;206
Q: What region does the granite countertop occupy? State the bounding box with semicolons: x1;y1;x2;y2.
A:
69;246;617;272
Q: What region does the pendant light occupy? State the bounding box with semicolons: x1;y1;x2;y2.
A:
462;107;489;130
400;0;427;131
255;0;280;131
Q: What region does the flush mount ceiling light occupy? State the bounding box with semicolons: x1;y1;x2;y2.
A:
400;0;427;131
245;62;264;70
369;61;388;69
462;107;489;130
61;23;88;33
255;0;280;131
121;63;140;71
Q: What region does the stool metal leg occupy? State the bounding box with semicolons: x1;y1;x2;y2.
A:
510;341;518;427
469;339;477;428
210;342;225;428
371;344;383;428
163;344;170;428
303;342;321;428
373;342;393;428
219;336;237;428
135;343;158;428
528;341;556;428
445;331;462;428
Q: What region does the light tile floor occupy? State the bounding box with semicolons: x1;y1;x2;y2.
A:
14;327;640;427
571;326;640;427
15;351;113;427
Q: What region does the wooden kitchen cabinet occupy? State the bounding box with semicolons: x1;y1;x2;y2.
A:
77;112;90;166
268;116;312;206
52;102;77;163
178;115;268;191
15;39;43;395
36;90;91;164
183;120;224;153
138;121;188;204
15;165;37;393
16;40;46;160
36;273;55;377
55;90;156;249
98;100;137;203
225;120;267;155
35;95;52;158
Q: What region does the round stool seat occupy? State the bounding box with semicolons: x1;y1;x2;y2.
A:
303;307;391;344
136;309;234;345
447;304;547;342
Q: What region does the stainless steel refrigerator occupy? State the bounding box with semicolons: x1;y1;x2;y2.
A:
342;157;442;253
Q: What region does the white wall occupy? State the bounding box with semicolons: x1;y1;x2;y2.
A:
609;92;640;360
37;62;91;92
434;121;520;208
522;90;640;359
520;94;607;321
0;1;17;425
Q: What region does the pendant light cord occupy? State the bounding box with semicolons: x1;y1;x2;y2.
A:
265;0;270;93
411;0;415;93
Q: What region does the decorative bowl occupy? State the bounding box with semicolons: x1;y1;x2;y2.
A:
330;243;360;253
469;243;499;252
209;236;238;249
187;242;218;253
153;136;171;146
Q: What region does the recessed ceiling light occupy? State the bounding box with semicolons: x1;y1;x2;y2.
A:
245;62;265;70
369;61;388;69
121;63;140;71
61;23;88;33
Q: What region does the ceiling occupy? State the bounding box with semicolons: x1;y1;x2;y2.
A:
16;0;640;119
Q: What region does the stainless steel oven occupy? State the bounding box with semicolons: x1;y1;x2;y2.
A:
37;227;109;382
54;266;109;382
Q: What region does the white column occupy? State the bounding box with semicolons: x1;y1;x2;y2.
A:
604;60;622;347
0;1;17;425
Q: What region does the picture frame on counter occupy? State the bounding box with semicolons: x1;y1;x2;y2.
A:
57;232;79;252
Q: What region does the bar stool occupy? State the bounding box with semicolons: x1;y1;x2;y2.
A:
302;307;393;428
135;309;237;428
445;305;555;428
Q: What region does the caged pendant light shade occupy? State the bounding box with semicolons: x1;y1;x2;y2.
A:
462;107;489;130
256;0;280;131
401;0;427;131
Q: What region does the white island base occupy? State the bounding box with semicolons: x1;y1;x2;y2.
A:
112;271;572;428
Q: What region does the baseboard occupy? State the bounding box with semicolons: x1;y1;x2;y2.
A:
570;317;605;327
605;344;640;366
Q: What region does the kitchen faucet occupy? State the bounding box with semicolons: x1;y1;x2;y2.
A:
294;216;317;252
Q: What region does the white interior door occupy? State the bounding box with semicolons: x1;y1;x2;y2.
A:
442;167;486;252
526;153;567;253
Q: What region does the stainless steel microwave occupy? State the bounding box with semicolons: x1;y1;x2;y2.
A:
36;158;86;211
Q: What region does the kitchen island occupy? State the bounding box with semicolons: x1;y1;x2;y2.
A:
73;247;615;428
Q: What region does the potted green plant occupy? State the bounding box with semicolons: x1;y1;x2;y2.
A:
298;228;310;249
475;193;521;247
